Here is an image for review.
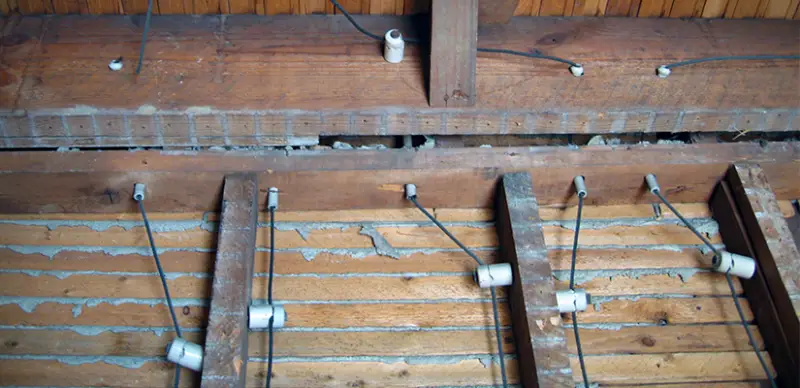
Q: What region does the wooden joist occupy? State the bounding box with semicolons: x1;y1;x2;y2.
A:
429;0;478;107
709;164;800;387
496;172;572;387
201;174;259;387
0;143;797;213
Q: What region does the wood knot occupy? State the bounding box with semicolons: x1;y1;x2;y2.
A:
639;335;656;347
536;32;568;46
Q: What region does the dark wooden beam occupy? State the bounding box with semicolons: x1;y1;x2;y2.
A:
201;174;259;388
713;163;799;387
429;0;478;107
496;172;571;387
709;178;797;387
0;143;797;213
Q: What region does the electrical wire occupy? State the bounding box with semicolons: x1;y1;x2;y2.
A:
408;196;508;388
266;207;277;388
662;55;800;70
137;199;182;388
135;0;155;74
650;188;777;388
328;0;579;68
569;194;589;388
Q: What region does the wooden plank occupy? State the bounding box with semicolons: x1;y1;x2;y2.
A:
121;0;150;13
574;0;609;15
638;0;673;16
85;0;119;12
158;0;190;13
718;163;800;387
0;324;761;358
0;247;717;274
0;297;751;328
193;0;222;13
201;174;259;387
0;353;774;386
605;0;640;15
0;144;797;213
702;0;729;15
429;0;478;107
710;179;796;388
732;0;762;16
670;0;706;16
0;329;516;357
565;297;754;324
0;270;739;301
17;0;54;13
765;0;795;17
539;0;568;15
576;352;774;384
479;0;519;22
0;222;725;249
496;172;572;387
52;0;86;13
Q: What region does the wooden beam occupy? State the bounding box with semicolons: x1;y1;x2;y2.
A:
496;172;572;387
712;163;799;387
709;178;797;388
429;0;478;107
0;143;797;213
201;174;259;387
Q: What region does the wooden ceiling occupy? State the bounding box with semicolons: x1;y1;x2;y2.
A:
1;0;798;18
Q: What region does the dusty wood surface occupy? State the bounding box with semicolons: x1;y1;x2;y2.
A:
201;174;259;387
0;143;797;213
497;172;572;387
0;15;797;145
429;0;478;107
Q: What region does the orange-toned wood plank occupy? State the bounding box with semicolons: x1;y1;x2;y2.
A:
0;302;208;327
638;0;673;16
732;0;764;17
539;0;568;15
605;0;640;15
514;0;536;14
86;0;120;13
227;0;256;13
158;0;190;13
574;0;609;15
122;0;150;14
701;0;728;15
723;0;741;16
193;0;222;13
368;0;403;14
52;0;86;13
763;0;793;16
17;0;54;13
670;0;706;16
293;0;326;13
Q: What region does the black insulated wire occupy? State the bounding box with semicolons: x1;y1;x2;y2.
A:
650;188;777;388
328;0;578;68
135;0;155;74
663;55;800;70
408;196;508;388
137;199;182;388
266;207;277;388
569;194;589;388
